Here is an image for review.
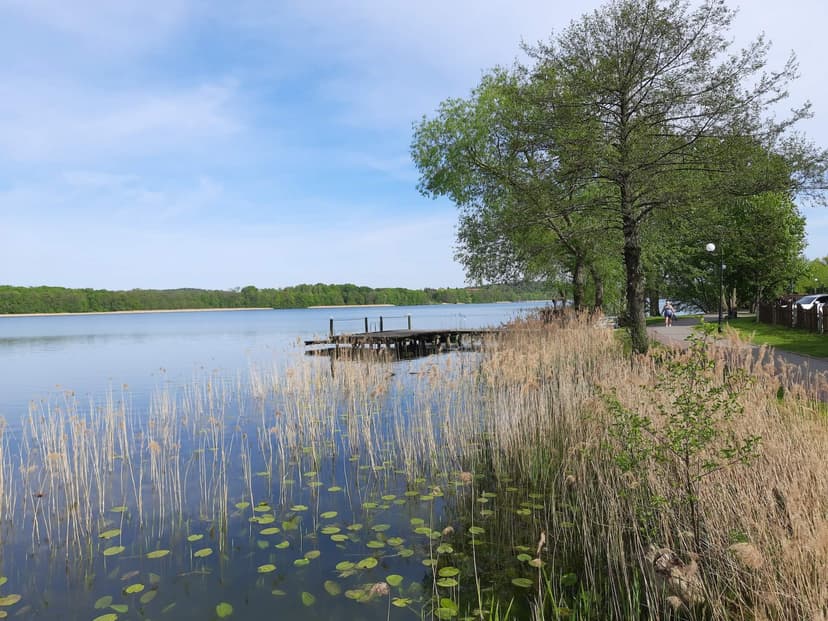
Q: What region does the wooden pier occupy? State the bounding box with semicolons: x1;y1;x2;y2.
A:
304;314;498;358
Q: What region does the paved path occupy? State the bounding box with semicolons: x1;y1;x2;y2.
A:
647;315;828;400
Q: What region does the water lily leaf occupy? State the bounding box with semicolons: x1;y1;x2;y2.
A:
560;573;578;587
255;515;275;525
327;486;342;492
356;557;378;569
293;558;310;567
92;614;118;621
289;505;308;512
436;578;458;588
335;561;355;571
254;502;272;512
260;526;281;535
529;558;544;568
139;590;157;605
386;574;403;587
0;578;5;587
323;580;341;596
301;592;316;606
103;546;125;557
215;601;233;617
320;511;338;519
304;550;321;560
187;534;204;542
257;564;276;574
346;523;363;531
94;596;113;609
330;534;348;542
110;506;127;513
362;502;378;509
392;597;412;607
366;540;385;549
193;548;213;558
234;501;250;510
436;544;454;554
99;529;121;540
320;526;340;535
516;553;532;562
467;526;485;535
124;583;144;594
274;541;290;549
146;549;170;559
398;548;414;558
271;589;286;597
422;559;437;567
148;572;161;585
371;524;391;532
512;577;534;588
438;567;460;577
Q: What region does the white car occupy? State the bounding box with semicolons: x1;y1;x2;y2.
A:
794;294;828;310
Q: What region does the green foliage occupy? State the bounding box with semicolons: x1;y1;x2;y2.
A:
0;282;555;315
607;323;761;550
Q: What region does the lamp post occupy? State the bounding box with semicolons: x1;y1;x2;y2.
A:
705;242;723;333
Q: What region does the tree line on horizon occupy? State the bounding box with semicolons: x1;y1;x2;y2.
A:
0;282;555;315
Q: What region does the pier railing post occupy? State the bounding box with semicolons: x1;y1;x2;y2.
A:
329;317;334;338
364;317;369;333
379;316;384;332
407;314;412;330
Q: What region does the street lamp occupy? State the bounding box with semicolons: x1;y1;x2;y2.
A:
705;242;723;333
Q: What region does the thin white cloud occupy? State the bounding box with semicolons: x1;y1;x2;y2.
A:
0;80;242;163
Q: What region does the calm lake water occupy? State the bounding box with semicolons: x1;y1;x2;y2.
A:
0;302;552;621
0;303;545;423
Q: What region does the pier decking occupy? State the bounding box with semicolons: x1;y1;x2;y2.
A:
304;314;499;357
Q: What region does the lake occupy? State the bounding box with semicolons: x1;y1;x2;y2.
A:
0;302;553;620
0;303;545;423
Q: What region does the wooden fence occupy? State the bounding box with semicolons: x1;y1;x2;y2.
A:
757;302;825;334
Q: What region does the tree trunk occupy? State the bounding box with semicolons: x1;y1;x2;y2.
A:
572;258;585;311
622;209;648;353
590;264;604;311
647;289;661;317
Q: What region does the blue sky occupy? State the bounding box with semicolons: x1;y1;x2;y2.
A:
1;1;826;290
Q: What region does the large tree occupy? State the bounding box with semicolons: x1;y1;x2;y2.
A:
414;0;825;352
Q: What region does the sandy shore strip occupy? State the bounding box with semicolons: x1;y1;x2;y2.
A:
0;307;275;318
307;304;395;309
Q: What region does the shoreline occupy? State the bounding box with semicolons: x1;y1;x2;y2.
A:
0;307;274;318
307;304;395;309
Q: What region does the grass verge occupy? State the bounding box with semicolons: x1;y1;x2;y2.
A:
726;316;828;358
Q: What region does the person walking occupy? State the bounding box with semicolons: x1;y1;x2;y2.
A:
663;301;675;327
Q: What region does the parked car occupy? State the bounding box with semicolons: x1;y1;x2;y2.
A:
793;294;828;310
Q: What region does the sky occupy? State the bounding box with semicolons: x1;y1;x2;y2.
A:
0;1;826;291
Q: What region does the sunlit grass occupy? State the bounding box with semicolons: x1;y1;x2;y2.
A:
727;316;828;357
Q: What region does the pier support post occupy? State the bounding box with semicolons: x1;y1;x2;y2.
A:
407;314;412;330
364;317;369;333
329;317;334;338
380;316;384;332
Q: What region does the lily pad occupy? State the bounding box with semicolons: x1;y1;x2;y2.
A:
193;547;213;558
512;577;534;588
94;596;113;609
99;529;121;540
386;574;403;587
103;546;125;557
124;583;144;594
216;602;233;617
92;614;118;621
139;590;157;605
320;511;338;519
356;557;378;569
323;580;342;596
187;534;204;542
146;549;170;559
257;564;276;574
301;592;316;606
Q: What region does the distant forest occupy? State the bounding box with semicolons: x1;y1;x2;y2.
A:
0;283;555;315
